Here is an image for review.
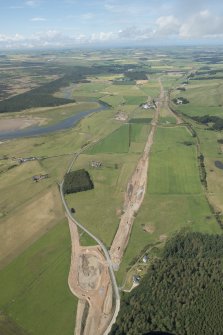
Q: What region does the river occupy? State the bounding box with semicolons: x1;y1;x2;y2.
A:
0;103;107;140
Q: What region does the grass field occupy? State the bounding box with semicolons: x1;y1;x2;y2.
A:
117;126;221;284
86;123;149;155
86;125;130;154
172;79;223;118
0;220;77;335
65;152;141;247
123;96;147;105
66;122;150;246
148;127;200;194
2;48;223;333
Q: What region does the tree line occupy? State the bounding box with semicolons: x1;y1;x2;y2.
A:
110;232;223;335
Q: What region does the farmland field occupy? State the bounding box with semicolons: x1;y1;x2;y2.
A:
66;122;150;246
118;126;221;283
0;221;77;335
1;46;223;335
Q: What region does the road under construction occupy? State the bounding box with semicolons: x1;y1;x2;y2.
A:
60;79;166;335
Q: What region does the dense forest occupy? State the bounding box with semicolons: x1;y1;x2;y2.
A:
125;71;148;81
63;169;94;194
190;115;223;131
111;232;223;335
0;64;146;113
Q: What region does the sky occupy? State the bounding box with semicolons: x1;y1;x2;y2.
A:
1;0;223;49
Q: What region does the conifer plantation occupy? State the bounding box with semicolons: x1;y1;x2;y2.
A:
111;233;223;335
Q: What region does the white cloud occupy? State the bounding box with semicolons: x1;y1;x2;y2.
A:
25;0;40;7
155;16;180;36
118;27;153;40
0;33;24;42
180;10;223;39
2;7;223;50
90;31;116;42
30;17;46;22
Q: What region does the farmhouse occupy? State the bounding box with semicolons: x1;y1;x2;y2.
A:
18;156;36;163
142;102;155;109
143;255;148;263
176;98;183;105
32;174;49;182
91;160;102;168
133;275;141;284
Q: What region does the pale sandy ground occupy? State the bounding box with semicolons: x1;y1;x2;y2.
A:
67;216;113;335
0;188;63;269
0;117;47;132
110;79;164;269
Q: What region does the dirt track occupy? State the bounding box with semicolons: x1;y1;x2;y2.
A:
66;216;113;335
109;79;164;269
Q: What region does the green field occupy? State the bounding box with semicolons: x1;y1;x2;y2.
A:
123;95;147;105
148;127;200;194
1;47;223;334
86;123;149;154
118;126;221;283
0;221;77;335
66;123;150;246
172;80;223;118
66;153;138;246
86;125;130;154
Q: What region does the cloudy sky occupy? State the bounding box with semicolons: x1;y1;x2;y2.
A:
1;0;223;49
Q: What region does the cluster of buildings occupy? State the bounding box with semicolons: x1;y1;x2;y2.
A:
132;255;149;285
90;160;102;168
15;156;37;164
141;102;155;109
32;174;49;182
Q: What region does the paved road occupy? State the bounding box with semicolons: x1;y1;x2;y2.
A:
59;153;120;335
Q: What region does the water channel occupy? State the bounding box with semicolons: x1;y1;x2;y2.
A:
0;103;107;140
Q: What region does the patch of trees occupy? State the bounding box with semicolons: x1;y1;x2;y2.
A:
185;124;197;137
172;97;189;104
190;75;223;80
124;71;148;81
63;169;94;194
191;115;223;131
0;76;77;113
110;232;223;335
194;56;223;64
176;87;186;91
198;153;207;188
181;141;193;146
0;62;151;113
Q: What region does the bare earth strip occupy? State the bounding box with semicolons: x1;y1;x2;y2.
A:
0;117;47;131
109;79;164;269
67;216;113;335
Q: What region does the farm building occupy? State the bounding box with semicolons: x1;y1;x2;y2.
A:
32;174;49;182
91;160;102;168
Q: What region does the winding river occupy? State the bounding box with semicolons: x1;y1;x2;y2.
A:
0;103;107;140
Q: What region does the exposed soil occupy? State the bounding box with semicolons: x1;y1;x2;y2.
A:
66;216;113;335
159;234;168;242
143;225;155;234
109;79;164;269
0;117;47;132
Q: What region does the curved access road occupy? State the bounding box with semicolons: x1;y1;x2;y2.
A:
59;179;120;335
